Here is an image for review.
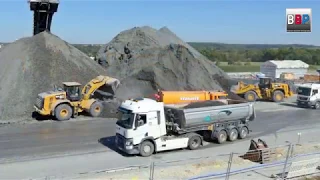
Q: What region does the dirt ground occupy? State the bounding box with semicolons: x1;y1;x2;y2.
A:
75;143;320;180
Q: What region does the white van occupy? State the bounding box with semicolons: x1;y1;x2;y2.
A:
296;83;320;109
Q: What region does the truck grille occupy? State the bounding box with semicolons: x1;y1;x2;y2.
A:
116;133;125;149
35;96;44;109
299;97;308;101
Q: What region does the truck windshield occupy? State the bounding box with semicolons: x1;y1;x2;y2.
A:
116;109;135;129
297;87;311;96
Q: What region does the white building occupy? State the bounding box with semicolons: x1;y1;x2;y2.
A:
260;60;309;79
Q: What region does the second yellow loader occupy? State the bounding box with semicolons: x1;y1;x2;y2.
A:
234;77;294;102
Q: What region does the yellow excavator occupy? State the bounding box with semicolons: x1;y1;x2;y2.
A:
234;77;293;102
34;75;120;121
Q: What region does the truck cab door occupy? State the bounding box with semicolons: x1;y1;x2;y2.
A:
146;111;162;138
311;89;319;101
133;114;149;142
317;89;320;99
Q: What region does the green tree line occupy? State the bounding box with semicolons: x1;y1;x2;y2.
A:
73;44;101;57
199;47;320;65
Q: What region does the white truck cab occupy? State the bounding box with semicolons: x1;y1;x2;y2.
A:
115;98;191;156
296;83;320;109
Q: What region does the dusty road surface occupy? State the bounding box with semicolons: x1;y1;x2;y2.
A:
0;97;319;179
0;98;310;163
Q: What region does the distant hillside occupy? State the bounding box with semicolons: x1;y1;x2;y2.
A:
188;42;320;51
72;44;102;57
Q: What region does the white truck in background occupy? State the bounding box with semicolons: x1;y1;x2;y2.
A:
296;83;320;109
115;98;256;157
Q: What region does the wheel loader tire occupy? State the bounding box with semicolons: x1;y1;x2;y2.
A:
89;101;103;117
244;91;257;102
272;90;284;102
55;104;72;121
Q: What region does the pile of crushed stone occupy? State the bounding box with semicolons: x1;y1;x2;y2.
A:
0;32;110;120
213;74;244;100
97;26;239;100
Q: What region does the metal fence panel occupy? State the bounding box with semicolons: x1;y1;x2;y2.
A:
87;142;320;180
286;158;320;179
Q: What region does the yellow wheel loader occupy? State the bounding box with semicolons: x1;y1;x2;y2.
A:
34;75;120;121
234;77;293;102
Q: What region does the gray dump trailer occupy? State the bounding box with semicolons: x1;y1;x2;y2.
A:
115;98;256;157
165;100;255;131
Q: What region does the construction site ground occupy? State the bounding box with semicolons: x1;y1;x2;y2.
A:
74;130;320;180
1;95;320;179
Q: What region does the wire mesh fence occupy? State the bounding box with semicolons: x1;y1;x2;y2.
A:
93;142;320;180
149;143;320;180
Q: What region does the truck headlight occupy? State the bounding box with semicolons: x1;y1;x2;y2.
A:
125;139;133;146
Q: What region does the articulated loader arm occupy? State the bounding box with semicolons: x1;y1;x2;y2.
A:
235;81;257;94
81;75;121;100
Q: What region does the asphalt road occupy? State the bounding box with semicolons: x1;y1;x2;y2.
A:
0;101;319;164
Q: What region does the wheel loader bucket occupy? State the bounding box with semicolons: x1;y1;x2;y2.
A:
239;139;269;163
94;77;121;99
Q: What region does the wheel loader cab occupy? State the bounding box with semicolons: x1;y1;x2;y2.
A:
258;77;272;89
63;82;82;102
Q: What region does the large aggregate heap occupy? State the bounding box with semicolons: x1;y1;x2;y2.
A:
0;32;108;120
97;26;230;99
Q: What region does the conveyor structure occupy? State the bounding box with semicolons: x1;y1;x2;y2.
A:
28;0;59;35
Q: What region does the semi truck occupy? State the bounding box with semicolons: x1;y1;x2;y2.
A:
115;98;256;157
154;90;228;105
296;83;320;109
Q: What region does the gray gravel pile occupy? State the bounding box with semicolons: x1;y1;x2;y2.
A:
0;32;108;120
97;26;229;100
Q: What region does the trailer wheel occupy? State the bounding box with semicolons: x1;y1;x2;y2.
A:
217;130;227;144
54;104;72;121
228;128;238;142
188;135;201;150
139;140;154;157
239;127;249;139
244;91;257;102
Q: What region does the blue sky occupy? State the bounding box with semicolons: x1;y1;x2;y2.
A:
0;0;319;45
